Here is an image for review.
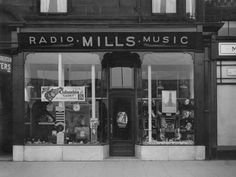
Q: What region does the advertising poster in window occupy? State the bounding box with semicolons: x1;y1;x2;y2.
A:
41;86;85;102
162;90;177;113
0;55;12;73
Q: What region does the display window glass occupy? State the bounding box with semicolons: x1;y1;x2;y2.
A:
139;53;195;145
24;53;105;145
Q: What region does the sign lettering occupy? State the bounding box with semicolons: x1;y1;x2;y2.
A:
18;32;202;50
0;55;12;73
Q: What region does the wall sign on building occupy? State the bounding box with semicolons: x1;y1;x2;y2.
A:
219;42;236;56
0;55;12;73
18;32;202;50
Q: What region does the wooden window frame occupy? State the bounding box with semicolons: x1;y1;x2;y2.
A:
151;0;196;20
38;0;72;15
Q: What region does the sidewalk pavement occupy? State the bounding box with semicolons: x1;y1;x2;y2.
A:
0;158;236;177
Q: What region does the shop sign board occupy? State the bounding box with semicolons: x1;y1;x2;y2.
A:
41;86;85;102
18;32;202;50
219;43;236;56
0;55;12;73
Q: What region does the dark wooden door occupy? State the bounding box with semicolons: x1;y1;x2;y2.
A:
109;93;135;156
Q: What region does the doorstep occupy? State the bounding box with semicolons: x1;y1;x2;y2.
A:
0;154;12;161
105;156;139;161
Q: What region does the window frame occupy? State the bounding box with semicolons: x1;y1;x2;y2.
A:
151;0;196;20
38;0;71;15
151;0;178;16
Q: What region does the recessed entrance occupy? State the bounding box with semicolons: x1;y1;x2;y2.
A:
102;52;141;156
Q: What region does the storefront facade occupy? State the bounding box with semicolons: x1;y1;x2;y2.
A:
2;0;236;161
0;54;12;155
12;26;207;161
208;37;236;159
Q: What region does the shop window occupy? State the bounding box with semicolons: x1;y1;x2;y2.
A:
217;85;236;146
139;53;194;145
152;0;177;14
24;53;105;145
217;61;236;83
217;61;236;146
40;0;67;13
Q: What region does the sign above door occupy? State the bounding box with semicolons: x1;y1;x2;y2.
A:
18;32;202;51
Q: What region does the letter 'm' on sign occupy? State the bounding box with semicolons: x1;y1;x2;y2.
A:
83;37;93;47
143;36;151;42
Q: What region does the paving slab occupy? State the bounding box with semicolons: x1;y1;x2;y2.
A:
0;160;236;177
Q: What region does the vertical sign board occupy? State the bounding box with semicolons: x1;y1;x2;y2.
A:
0;55;12;73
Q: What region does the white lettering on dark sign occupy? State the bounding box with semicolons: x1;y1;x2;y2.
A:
18;32;200;50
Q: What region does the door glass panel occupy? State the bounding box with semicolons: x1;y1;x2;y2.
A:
112;97;132;140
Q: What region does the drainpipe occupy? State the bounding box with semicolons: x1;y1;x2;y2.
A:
138;0;141;23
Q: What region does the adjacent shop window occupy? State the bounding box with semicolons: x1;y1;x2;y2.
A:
139;53;194;145
218;21;236;36
24;53;103;145
217;61;236;83
40;0;67;13
152;0;177;13
217;61;236;146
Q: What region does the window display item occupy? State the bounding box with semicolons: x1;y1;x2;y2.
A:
73;103;80;111
162;90;177;113
74;126;90;143
90;118;99;143
116;112;128;128
56;131;64;144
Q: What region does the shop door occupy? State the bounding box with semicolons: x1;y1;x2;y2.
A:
109;92;135;156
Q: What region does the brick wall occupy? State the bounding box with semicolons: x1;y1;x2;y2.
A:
3;0;139;17
1;0;206;21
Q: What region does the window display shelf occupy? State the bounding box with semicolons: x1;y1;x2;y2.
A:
29;97;41;100
142;140;194;145
38;122;55;125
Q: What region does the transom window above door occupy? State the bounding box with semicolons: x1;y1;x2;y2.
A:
40;0;68;13
110;67;134;89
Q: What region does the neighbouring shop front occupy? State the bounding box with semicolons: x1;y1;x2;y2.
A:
209;37;236;159
13;30;206;161
0;54;12;155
